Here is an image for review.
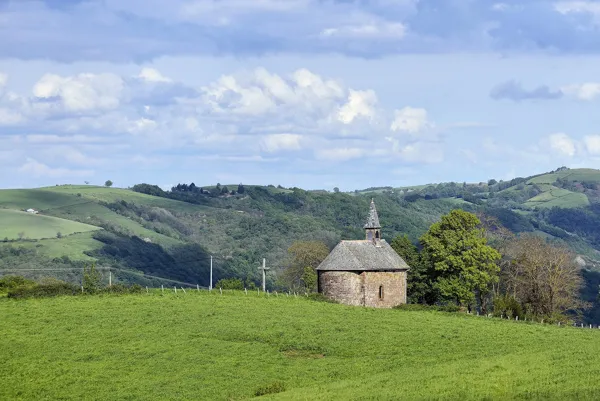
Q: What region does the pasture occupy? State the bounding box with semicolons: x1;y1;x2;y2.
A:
2;292;600;400
0;209;101;240
524;187;590;209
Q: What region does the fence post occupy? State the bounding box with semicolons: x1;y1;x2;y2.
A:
181;287;186;294
197;284;200;292
245;288;248;295
161;285;164;294
146;286;148;293
219;287;222;295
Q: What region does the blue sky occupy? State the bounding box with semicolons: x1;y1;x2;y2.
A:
2;0;600;191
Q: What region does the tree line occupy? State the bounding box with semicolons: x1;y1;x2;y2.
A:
283;209;588;323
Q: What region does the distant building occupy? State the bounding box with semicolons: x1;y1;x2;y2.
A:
26;209;38;214
317;200;410;308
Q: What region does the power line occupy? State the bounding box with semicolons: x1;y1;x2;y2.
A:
0;266;205;287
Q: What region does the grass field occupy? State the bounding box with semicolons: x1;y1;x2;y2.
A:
524;187;590;209
2;293;600;400
0;209;101;240
527;168;600;185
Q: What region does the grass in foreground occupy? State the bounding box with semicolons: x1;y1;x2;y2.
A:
2;292;600;400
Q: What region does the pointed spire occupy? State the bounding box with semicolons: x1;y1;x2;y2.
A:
364;198;381;229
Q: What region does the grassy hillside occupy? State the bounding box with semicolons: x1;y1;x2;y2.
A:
0;209;101;240
3;167;600;294
2;293;600;400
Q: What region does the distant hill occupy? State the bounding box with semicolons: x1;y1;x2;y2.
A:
2;167;600;300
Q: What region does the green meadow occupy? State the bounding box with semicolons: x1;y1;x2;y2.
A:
2;292;600;400
0;209;101;240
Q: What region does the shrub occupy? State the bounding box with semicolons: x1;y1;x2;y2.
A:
254;381;286;397
215;278;244;290
8;281;79;299
493;294;523;319
0;276;35;293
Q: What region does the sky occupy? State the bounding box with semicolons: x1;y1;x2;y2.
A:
2;0;600;191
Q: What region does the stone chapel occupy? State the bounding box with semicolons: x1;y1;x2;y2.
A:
316;199;410;308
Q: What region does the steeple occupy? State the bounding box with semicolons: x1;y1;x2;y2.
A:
364;199;381;241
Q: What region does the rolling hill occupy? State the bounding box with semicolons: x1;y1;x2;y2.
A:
2;292;600;400
2;167;600;294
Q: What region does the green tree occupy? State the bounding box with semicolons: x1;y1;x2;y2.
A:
83;263;102;294
390;234;433;304
301;266;318;293
488;179;497;186
221;186;229;194
283;241;329;290
104;180;113;187
420;210;501;310
237;183;245;194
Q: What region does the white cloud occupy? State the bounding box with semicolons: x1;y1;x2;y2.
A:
338;89;377;124
0;73;7;88
260;133;303;152
548;132;577;156
0;108;23;125
128;118;158;134
32;73;123;112
202;68;347;116
314;147;365;161
555;1;600;16
137;68;172;83
321;22;406;39
584;135;600;155
18;158;93;178
390;107;431;134
561;82;600;100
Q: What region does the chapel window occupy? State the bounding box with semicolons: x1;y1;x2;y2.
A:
379;285;384;300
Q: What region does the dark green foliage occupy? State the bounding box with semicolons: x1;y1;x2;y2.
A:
90;231;212;286
419;210;501;309
493;294;523;319
132;183;167;197
483;208;534;233
83;264;102;294
390;234;434;304
7;280;79;298
105;180;113;187
300;266;317;293
254;381;286;396
215;278;244;290
0;275;35;293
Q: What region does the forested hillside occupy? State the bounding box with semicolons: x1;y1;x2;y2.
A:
2;167;600;297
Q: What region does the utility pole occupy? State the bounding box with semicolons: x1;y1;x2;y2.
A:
209;255;213;291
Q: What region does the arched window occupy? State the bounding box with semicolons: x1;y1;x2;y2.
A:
379;285;384;300
375;231;380;239
367;231;373;240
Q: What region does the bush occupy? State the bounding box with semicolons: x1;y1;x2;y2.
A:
0;275;35;293
254;381;286;397
493;294;524;319
215;278;244;290
8;281;80;299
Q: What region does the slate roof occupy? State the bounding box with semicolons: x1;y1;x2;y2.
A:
317;240;410;271
364;199;381;229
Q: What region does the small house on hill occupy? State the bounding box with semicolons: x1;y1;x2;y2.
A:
317;200;409;308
